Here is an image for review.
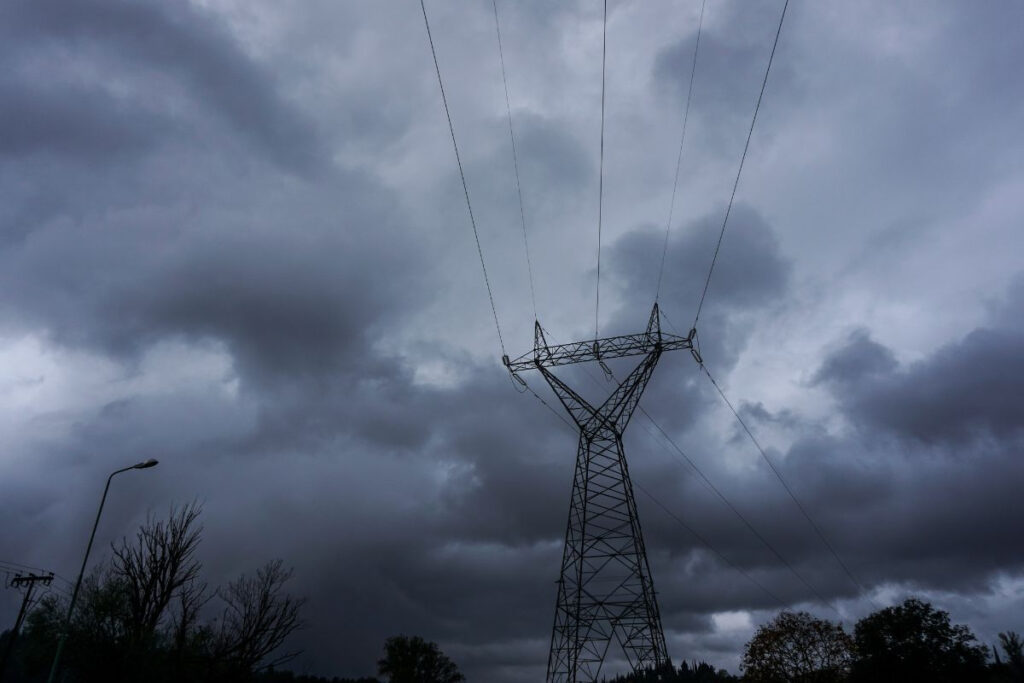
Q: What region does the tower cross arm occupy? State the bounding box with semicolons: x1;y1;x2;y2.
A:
504;331;692;373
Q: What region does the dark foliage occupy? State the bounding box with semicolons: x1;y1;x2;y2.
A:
376;635;464;683
741;611;853;682
851;597;989;683
253;670;379;683
1;504;304;683
990;631;1024;683
602;660;737;682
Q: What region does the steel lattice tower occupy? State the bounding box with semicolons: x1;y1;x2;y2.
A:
504;304;696;682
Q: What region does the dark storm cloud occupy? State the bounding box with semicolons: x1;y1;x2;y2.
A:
515;113;595;200
0;79;170;161
0;172;423;388
3;2;1024;681
609;205;789;326
0;0;321;172
694;278;1024;598
812;329;898;386
590;275;1024;631
816;316;1024;444
652;0;800;148
598;206;789;432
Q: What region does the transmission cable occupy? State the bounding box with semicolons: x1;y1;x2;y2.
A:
420;0;507;356
668;284;871;608
595;0;608;340
520;368;787;609
491;0;538;322
534;324;838;612
636;404;839;612
692;0;789;331
655;0;707;303
610;376;836;611
699;362;871;600
0;560;71;587
632;481;786;608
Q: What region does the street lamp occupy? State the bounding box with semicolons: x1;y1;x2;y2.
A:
46;459;159;683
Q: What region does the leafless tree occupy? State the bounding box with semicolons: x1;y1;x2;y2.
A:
214;559;305;671
169;576;210;654
110;502;204;647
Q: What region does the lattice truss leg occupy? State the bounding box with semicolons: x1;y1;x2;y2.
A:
541;351;668;682
504;304;693;682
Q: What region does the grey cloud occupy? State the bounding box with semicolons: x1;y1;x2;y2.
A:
515;113;595;203
652;1;800;147
812;329;898;386
596;206;789;432
2;0;322;173
3;2;1024;681
0;79;169;161
0;162;425;391
609;205;789;324
817;319;1024;444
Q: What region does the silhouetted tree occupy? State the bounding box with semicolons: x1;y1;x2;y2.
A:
995;631;1024;682
675;660;737;682
11;505;304;683
253;673;378;683
851;597;988;683
213;559;305;673
604;660;736;681
376;635;464;683
741;611;853;682
112;503;204;650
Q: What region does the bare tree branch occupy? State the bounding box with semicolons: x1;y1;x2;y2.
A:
214;559;305;672
110;502;204;646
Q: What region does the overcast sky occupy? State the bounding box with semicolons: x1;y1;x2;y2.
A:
2;0;1023;680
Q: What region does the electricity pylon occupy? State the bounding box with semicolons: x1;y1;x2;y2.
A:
504;303;697;682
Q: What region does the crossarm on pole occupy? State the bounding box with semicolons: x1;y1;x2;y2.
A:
503;304;692;373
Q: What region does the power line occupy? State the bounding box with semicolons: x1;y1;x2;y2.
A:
699;362;871;600
540;321;829;607
0;561;72;588
519;364;787;610
692;0;789;331
633;481;787;608
491;0;539;322
527;324;827;611
595;0;608;340
589;361;839;612
420;0;507;356
667;276;871;609
0;559;47;575
655;0;707;303
636;404;840;613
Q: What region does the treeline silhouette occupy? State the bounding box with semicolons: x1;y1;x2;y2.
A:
0;504;466;682
4;505;1021;682
608;598;1022;682
603;660;737;681
1;504;306;683
736;599;1022;683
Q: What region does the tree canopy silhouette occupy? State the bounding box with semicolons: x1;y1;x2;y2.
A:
741;611;853;682
994;631;1024;682
851;597;988;683
5;503;304;683
376;635;463;683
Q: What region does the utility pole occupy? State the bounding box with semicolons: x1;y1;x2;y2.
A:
1;571;54;680
505;303;699;682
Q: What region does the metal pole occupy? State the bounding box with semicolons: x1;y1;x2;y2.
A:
0;578;34;680
1;572;54;681
46;460;157;683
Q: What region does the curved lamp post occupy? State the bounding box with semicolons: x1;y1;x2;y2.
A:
46;459;159;683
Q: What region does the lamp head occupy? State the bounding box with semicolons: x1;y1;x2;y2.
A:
133;459;159;469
